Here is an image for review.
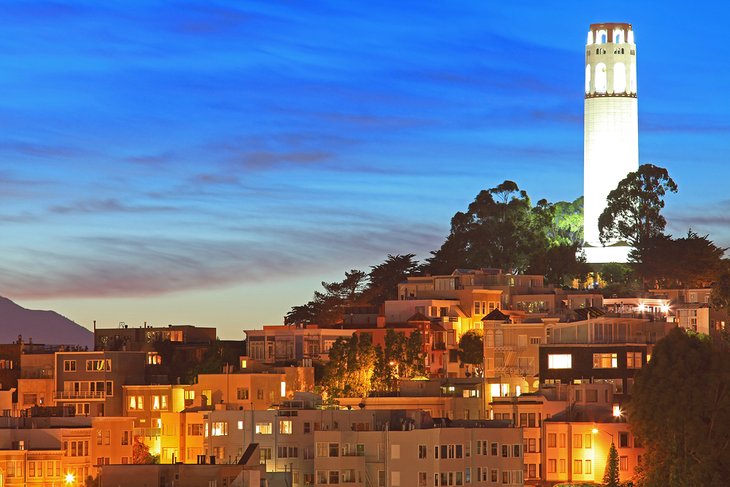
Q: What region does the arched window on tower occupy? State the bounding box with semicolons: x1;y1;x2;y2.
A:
628;30;635;45
585;65;591;94
596;29;607;44
586;31;594;45
630;63;637;93
613;62;626;93
613;29;625;44
595;63;607;94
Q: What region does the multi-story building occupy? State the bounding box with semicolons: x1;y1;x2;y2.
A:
54;351;146;417
337;378;485;420
542;406;644;485
192;368;315;410
314;420;525;487
0;415;134;486
17;352;55;412
539;317;673;399
98;450;265;487
490;383;616;485
245;325;354;365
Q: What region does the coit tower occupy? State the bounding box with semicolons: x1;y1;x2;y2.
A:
583;22;638;263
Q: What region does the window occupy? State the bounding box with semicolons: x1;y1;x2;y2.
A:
188;424;204;436
280;420;293;434
620;456;629;471
237;421;243;430
619;432;630;448
584;433;592;448
573;434;582;448
490;469;498;482
418;444;427;459
86;359;111;371
255;422;272;435
152;395;168;410
559;459;566;473
585;459;592;474
304;422;311;433
491;443;498;456
548;354;572;369
236;388;249;400
329;471;340;484
524;438;537;453
64;360;77;372
329;443;340;457
593;353;618;369
128;396;144;410
501;445;509;457
211;422;228;436
547;433;556;448
122;430;130;445
559;434;566;448
260;448;272;464
627;351;642;368
418;472;427;487
574;460;582;474
278;446;298;458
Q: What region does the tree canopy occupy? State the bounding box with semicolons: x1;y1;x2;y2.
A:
426;181;585;282
628;328;730;486
598;164;678;247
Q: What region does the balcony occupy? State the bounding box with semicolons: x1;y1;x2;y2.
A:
53;391;106;400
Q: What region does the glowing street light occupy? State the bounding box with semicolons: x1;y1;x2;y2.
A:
65;472;76;485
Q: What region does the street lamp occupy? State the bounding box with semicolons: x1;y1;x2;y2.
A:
65;472;75;485
592;427;614;443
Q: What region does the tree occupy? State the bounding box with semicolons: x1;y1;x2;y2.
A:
603;442;620;487
598;164;678;247
710;269;730;311
285;269;368;325
363;254;419;306
427;181;585;281
628;328;730;486
319;334;378;400
633;231;725;288
600;262;633;286
458;330;483;373
133;437;155;464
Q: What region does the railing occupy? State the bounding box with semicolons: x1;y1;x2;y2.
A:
53;391;105;400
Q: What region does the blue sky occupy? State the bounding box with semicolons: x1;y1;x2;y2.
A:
1;1;729;338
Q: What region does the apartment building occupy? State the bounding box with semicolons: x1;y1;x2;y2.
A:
490;383;616;484
54;351;146;417
313;420;524;487
0;415;134;486
542;408;644;485
245;325;354;365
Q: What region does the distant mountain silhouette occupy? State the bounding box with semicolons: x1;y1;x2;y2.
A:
0;296;93;347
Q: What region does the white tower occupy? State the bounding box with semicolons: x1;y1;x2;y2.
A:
583;22;638;263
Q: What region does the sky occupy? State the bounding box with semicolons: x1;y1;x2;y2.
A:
1;1;729;338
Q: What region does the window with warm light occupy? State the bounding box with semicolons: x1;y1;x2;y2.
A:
592;353;618;369
548;354;572;369
627;351;642;368
255;422;272;435
211;421;228;436
280;381;287;398
280;420;293;434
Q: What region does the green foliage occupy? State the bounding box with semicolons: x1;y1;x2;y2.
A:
319;330;425;399
285;269;368;325
549;196;584;246
628;328;730;486
632;231;725;288
603;442;620;487
458;329;483;367
363;254;419;306
426;181;586;284
710;270;730;311
600;262;633;285
133;437;154;464
598;164;678;247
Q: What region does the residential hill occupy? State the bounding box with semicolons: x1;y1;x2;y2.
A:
0;296;93;348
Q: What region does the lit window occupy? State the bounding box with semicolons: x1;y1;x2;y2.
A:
548;354;572;369
211;422;228;436
592;353;618;369
280;420;293;435
255;422;272;435
280;381;287;398
237;421;243;430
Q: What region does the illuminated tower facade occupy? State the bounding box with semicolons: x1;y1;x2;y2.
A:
583;22;638;263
